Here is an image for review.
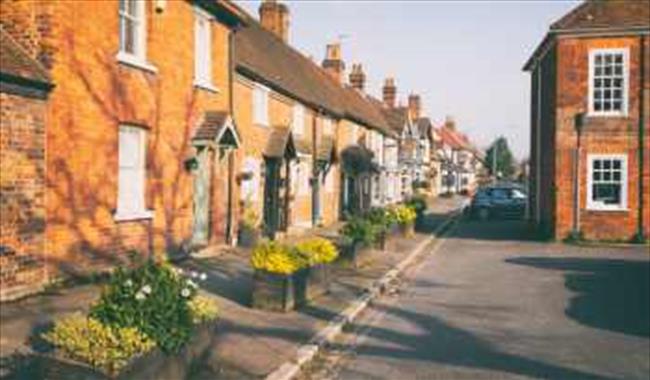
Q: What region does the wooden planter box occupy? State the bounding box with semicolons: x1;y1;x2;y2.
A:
31;322;217;380
304;264;330;301
373;231;387;251
399;223;415;237
251;270;296;312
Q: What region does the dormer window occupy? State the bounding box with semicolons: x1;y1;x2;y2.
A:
589;48;628;116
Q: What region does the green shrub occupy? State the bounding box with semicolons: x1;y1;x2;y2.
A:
340;216;379;246
295;238;339;265
188;295;219;324
405;195;427;215
90;260;196;354
364;207;396;232
42;313;155;374
251;240;307;274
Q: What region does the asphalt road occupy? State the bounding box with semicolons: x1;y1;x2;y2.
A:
304;219;650;380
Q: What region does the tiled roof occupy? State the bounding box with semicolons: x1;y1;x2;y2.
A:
193;111;229;140
342;88;396;138
234;17;345;117
416;117;433;139
264;126;296;159
551;0;649;31
380;106;410;136
0;28;50;85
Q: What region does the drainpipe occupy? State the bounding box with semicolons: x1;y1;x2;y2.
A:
312;110;320;226
637;35;647;242
535;62;542;227
225;28;236;245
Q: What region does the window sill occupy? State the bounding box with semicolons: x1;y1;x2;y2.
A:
585;206;629;213
586;111;628;118
193;81;220;93
116;52;158;74
114;209;154;222
254;122;269;128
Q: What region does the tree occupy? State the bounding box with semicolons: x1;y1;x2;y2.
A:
485;137;516;179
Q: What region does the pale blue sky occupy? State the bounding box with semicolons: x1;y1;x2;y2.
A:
236;0;580;159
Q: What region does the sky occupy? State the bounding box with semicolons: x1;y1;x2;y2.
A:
236;0;581;160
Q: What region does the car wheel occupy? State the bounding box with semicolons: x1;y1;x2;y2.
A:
478;208;489;220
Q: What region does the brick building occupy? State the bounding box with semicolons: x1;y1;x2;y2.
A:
524;0;650;241
0;28;53;300
0;0;244;298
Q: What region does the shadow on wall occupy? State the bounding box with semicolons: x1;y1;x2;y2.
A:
43;29;202;279
507;256;650;338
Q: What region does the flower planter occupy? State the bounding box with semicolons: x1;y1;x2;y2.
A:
32;322;217;380
399;223;415;237
304;264;330;301
373;231;387;251
251;270;296;312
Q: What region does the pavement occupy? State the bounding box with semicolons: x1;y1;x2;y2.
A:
0;196;465;379
301;218;650;380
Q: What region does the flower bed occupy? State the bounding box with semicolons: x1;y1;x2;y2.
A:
251;238;338;311
40;260;219;377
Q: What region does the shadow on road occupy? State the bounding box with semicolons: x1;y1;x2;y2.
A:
333;303;613;380
507;257;650;338
445;218;541;242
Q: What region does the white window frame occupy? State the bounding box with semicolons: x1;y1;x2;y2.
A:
586;153;628;211
117;0;157;73
292;103;305;135
253;84;270;126
588;48;629;117
323;117;333;136
193;6;218;92
115;125;153;221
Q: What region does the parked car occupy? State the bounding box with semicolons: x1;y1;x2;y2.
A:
467;184;527;220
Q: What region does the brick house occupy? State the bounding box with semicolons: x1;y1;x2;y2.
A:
524;0;649;241
0;28;53;300
0;0;244;298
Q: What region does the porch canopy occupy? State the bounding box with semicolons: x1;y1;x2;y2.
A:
263;125;297;160
192;111;241;148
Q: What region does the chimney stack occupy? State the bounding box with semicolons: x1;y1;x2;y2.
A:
444;116;456;130
408;94;421;121
382;78;397;108
349;63;366;91
322;43;345;84
259;0;290;43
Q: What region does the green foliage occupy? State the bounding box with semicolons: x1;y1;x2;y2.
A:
188;295;219;324
340;216;379;246
486;136;516;178
295;238;339;265
90;260;196;354
392;205;417;226
364;207;396;233
240;199;260;230
42;313;155;374
251;240;307;275
405;195;427;215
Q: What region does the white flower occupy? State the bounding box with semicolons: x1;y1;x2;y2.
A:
181;288;191;298
199;273;208;281
124;279;133;287
135;292;146;301
187;279;198;289
175;268;184;275
141;285;152;294
190;271;199;279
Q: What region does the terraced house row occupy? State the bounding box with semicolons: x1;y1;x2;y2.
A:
0;0;484;301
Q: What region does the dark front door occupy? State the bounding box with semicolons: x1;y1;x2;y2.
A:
263;158;281;239
192;148;211;246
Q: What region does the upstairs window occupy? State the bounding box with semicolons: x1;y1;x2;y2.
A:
587;154;627;211
589;48;628;116
194;7;213;88
119;0;146;61
253;84;269;126
292;104;305;135
323;117;333;136
116;125;150;220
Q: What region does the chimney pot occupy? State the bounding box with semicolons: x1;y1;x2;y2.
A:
382;77;397;108
349;63;366;91
259;0;290;43
322;42;345;84
408;94;421;120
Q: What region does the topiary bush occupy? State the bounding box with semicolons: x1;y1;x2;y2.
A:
90;260;197;354
42;313;155;374
251;240;307;275
295;238;339;265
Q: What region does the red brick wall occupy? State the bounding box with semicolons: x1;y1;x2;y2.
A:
0;91;48;300
1;0;236;279
553;36;650;241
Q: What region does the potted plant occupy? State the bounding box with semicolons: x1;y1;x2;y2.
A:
39;261;219;379
238;199;260;248
339;216;378;267
364;207;396;250
393;205;417;237
295;238;339;302
250;241;307;312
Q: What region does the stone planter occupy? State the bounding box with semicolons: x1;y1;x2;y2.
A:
32;322;217;380
251;270;296;312
399;223;415;237
238;225;260;248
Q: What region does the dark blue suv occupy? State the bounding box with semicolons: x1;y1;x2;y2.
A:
467;184;527;220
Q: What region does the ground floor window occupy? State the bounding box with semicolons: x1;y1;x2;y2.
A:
116;125;150;220
586;154;627;211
